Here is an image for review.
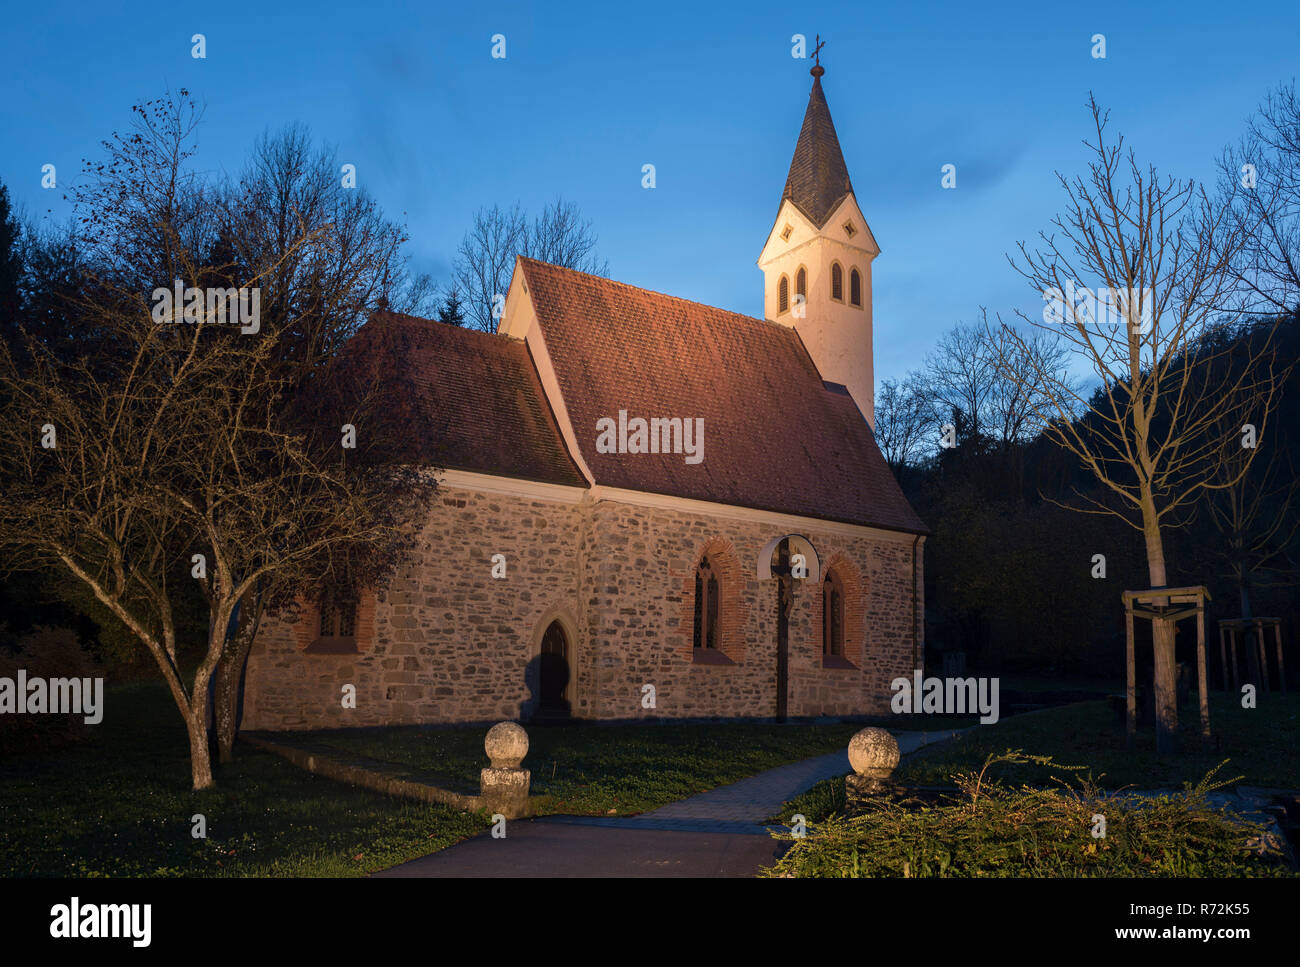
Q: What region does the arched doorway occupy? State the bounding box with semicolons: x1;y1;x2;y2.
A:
537;620;572;720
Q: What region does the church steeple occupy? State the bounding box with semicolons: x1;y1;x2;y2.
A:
781;65;854;229
758;53;880;428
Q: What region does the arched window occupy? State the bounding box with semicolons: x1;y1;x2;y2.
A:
694;555;720;650
796;267;807;299
822;569;844;658
850;268;862;307
778;275;789;314
831;263;843;302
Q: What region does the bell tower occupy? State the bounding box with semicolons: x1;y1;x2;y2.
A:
758;52;879;427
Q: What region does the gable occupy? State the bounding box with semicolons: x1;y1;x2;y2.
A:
759;196;879;271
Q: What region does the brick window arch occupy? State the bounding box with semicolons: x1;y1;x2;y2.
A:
817;553;864;669
680;539;746;665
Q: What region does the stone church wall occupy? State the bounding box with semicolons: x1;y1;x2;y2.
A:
242;484;922;731
580;500;921;721
241;484;588;730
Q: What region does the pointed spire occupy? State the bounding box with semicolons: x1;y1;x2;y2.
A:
781;57;854;229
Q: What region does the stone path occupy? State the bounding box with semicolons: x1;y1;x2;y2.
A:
547;727;968;834
375;727;969;877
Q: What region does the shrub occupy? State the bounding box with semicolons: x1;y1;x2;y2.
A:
763;752;1293;878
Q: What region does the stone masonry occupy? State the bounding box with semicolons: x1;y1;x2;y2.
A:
241;481;922;730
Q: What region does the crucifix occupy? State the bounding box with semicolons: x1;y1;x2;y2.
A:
812;34;825;68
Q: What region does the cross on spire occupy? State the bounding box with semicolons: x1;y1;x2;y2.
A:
810;34;826;77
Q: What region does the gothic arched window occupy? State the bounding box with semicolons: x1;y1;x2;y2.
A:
831;262;843;302
694;555;721;651
822;569;844;658
778;275;790;314
850;268;862;307
796;266;807;299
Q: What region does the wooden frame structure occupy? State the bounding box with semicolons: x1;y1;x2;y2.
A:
1122;586;1211;750
1217;617;1286;696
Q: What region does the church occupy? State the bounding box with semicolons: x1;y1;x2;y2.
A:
240;63;927;731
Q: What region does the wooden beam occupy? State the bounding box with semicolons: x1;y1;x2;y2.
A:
1126;605;1136;749
1229;629;1239;695
1256;623;1271;696
1197;604;1210;746
1218;625;1229;693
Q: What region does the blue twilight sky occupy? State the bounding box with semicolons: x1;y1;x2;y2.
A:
2;0;1297;385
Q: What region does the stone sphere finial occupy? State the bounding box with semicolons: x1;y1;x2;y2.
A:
485;721;528;769
848;727;900;779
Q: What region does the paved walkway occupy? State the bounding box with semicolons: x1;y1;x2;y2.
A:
375;728;969;877
549;727;967;834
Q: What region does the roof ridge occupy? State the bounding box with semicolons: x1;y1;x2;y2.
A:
368;308;520;343
517;257;796;335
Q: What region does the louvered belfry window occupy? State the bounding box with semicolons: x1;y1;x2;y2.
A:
831;263;843;301
778;275;790;314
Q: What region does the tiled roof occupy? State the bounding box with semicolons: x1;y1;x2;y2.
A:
519;258;927;533
781;75;855;228
344;310;587;487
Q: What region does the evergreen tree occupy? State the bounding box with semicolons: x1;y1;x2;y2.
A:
437;286;466;326
0;182;22;338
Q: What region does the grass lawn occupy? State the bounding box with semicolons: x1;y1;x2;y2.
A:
0;682;488;877
897;693;1300;790
1;682;952;875
295;718;902;816
773;693;1300;828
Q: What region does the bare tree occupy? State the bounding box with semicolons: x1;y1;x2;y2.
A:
0;92;436;788
914;320;1073;458
526;198;610;277
920;323;996;441
1218;81;1300;316
993;95;1284;752
453;202;525;332
874;374;930;469
982;321;1075;446
1199;330;1300;619
453;197;608;331
204;123;438;759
